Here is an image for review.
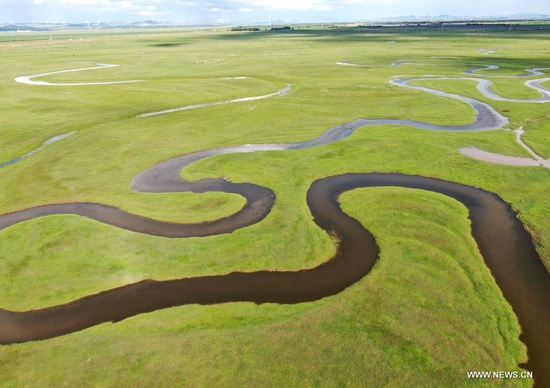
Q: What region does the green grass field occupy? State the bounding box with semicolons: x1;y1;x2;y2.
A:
1;26;549;386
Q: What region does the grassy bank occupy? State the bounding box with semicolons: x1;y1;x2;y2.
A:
1;27;548;386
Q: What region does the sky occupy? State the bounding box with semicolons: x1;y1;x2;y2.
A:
1;0;549;25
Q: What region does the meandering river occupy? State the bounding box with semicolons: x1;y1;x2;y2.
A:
4;60;550;385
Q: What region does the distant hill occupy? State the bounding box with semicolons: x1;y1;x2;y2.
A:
1;13;549;32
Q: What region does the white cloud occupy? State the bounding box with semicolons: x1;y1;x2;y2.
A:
118;1;133;9
31;0;164;15
58;0;111;5
12;0;550;24
233;0;333;11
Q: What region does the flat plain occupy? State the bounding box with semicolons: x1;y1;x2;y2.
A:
1;25;549;386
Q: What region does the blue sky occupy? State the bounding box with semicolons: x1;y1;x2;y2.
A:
2;0;549;24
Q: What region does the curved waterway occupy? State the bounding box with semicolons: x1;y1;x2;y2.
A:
340;60;550;103
137;84;292;118
5;60;550;385
0;131;76;169
392;76;550;103
459;127;550;168
1;173;549;385
13;62;291;118
14;63;142;86
0;79;514;238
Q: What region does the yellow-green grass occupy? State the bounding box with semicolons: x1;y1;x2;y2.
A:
411;76;547;100
1;27;549;386
523;118;550;159
406;78;550;128
0;189;530;387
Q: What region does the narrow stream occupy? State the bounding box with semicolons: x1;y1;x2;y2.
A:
1;173;549;385
4;60;550;385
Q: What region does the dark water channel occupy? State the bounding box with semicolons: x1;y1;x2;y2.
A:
4;64;550;385
1;173;549;386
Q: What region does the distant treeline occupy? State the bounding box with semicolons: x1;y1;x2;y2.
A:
465;23;519;26
269;26;293;31
352;22;550;31
230;26;294;32
231;27;261;31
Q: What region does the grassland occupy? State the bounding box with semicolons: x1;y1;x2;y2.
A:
1;25;549;386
